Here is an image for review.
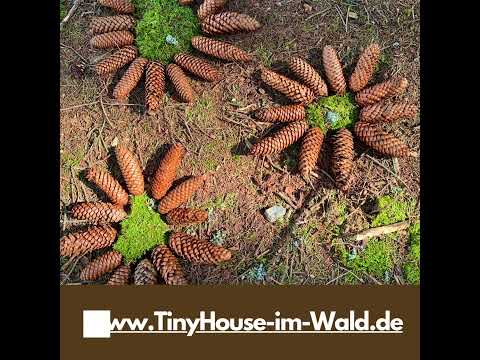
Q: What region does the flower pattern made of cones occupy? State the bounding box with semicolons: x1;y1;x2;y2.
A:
169;232;232;264
115;145;145;195
151;143;186;200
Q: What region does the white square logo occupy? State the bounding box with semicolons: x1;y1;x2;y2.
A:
83;310;112;338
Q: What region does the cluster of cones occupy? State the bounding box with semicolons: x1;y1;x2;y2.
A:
60;143;232;285
89;0;261;114
249;43;418;191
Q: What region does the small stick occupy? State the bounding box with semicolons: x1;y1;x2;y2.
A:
60;0;83;29
351;220;410;242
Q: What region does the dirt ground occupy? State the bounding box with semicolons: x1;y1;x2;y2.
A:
60;0;420;285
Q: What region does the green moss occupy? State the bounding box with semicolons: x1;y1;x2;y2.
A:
114;194;170;263
256;45;273;67
60;0;67;21
205;192;237;212
371;192;415;227
403;222;420;285
306;92;358;131
61;149;84;170
132;0;200;63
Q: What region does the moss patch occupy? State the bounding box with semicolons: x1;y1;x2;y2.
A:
371;191;416;227
403;222;420;285
306;92;358;131
60;0;67;21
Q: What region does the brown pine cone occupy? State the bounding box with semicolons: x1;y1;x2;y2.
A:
98;0;134;14
85;167;129;207
151;245;188;285
166;64;195;103
80;251;123;281
134;259;158;285
331;129;354;192
115;145;145;195
89;15;136;35
70;202;127;223
107;264;131;285
349;43;381;92
169;232;232;264
355;77;408;106
359;101;418;123
158;175;207;214
198;0;228;20
201;12;261;35
90;31;134;49
166;208;208;226
255;104;306;123
145;62;165;115
322;45;346;95
353;122;412;157
151;143;186;200
95;45;138;77
60;225;117;257
261;68;315;104
298;127;324;178
288;57;328;97
249;121;309;156
178;0;194;5
173;53;222;82
191;36;252;62
113;57;148;101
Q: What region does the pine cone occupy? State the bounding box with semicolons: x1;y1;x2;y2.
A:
107;264;131;285
89;15;136;35
178;0;194;5
95;45;138;77
255;104;306;123
70;202;127;223
349;43;381;92
134;259;158;285
359;101;418;123
174;53;222;82
113;57;148;101
151;143;186;200
261;68;315;104
201;12;261;35
90;31;134;49
85;167;129;207
169;232;232;264
298;127;324;178
331;129;354;192
322;45;346;95
166;208;208;226
80;251;123;281
353;122;412;157
145;62;165;115
288;57;328;97
355;77;408;106
115;145;145;195
158;175;207;214
98;0;134;14
249;121;309;156
191;36;252;62
166;64;195;103
198;0;227;20
151;245;188;285
60;225;117;257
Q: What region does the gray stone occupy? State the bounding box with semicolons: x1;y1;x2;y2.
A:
264;205;287;222
326;111;340;125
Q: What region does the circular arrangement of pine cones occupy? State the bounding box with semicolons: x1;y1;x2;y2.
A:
90;0;261;114
249;43;418;192
60;143;232;285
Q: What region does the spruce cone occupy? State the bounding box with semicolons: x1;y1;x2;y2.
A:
80;251;123;281
85;167;129;207
288;57;328;97
113;57;148;101
145;62;165;115
60;225;117;257
353;122;411;157
298;127;324;178
134;259;158;285
331;129;354;191
90;31;134;49
89;15;136;35
166;64;195;103
349;43;381;92
107;264;131;285
322;45;346;95
191;36;252;62
174;53;222;82
249;121;309;156
255;104;306;123
70;202;127;223
201;12;261;35
95;45;138;77
98;0;134;14
198;0;227;20
115;145;145;195
169;232;232;264
151;143;186;200
355;77;408;106
166;208;208;226
158;175;207;214
261;68;315;104
151;245;188;285
359;101;418;123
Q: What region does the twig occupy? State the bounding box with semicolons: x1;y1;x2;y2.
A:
350;220;410;242
60;42;88;64
60;101;99;112
365;154;412;192
60;0;83;29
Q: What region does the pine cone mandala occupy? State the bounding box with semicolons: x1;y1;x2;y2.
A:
169;232;232;264
201;12;261;35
